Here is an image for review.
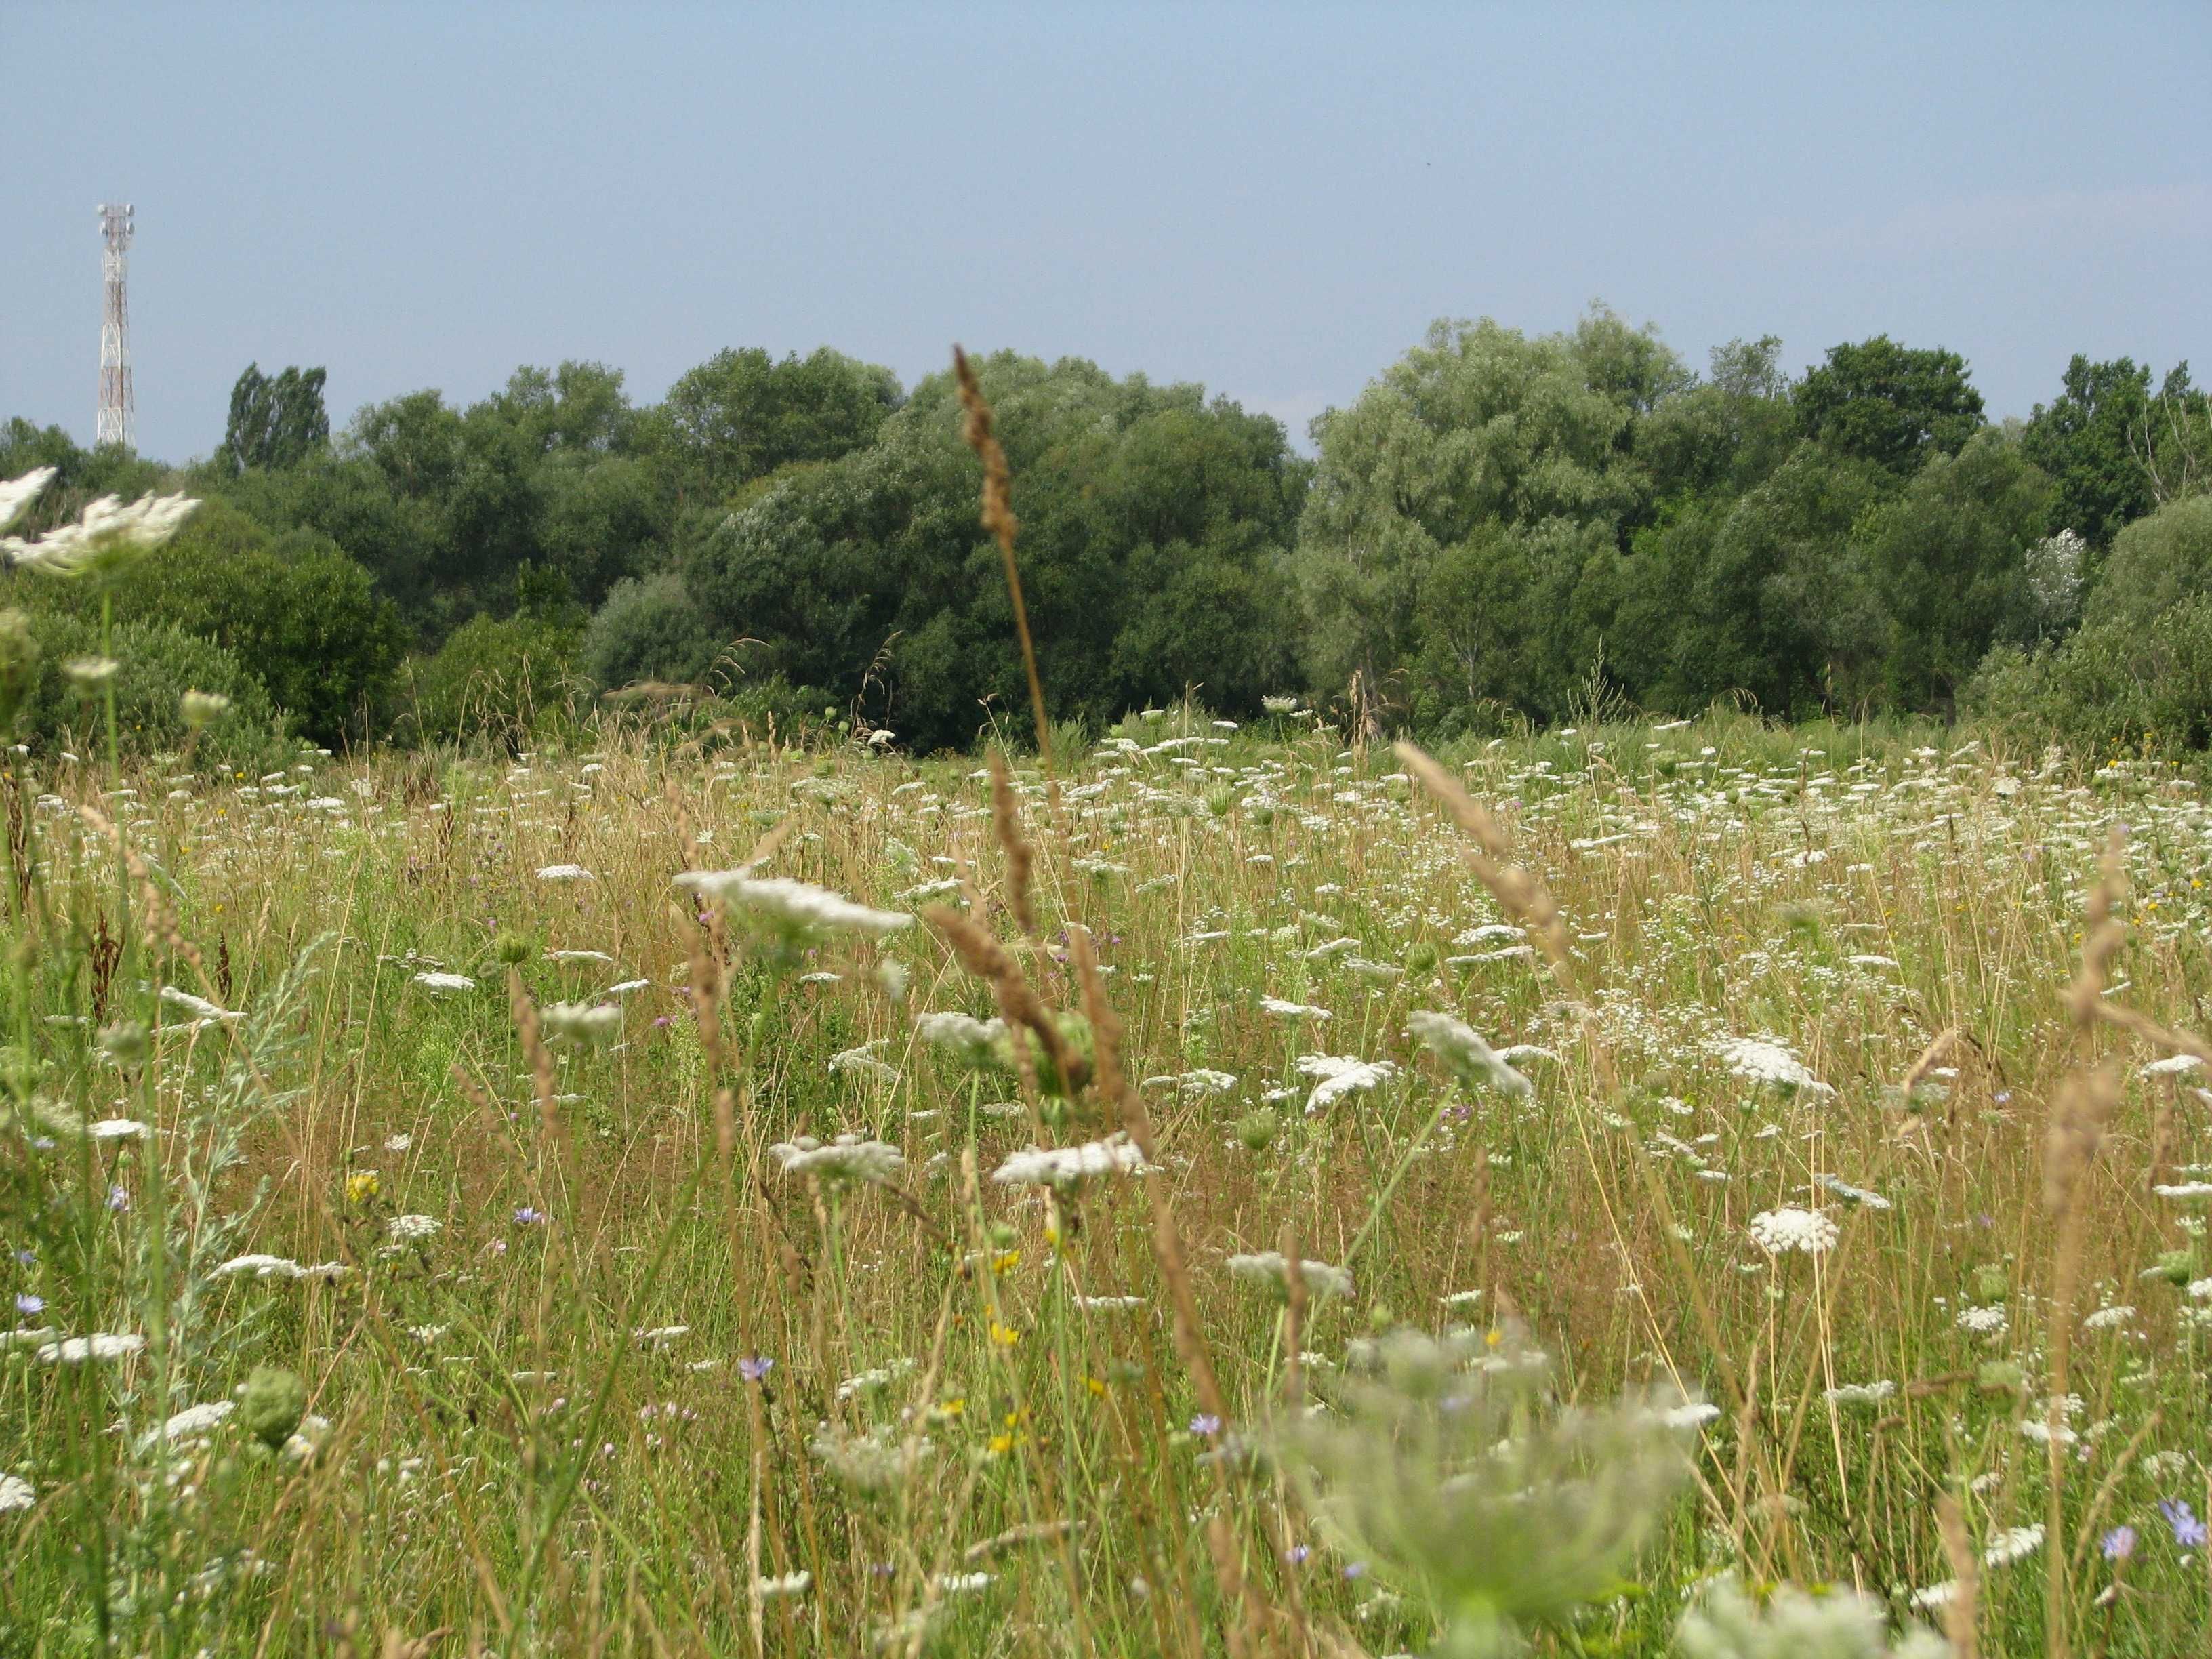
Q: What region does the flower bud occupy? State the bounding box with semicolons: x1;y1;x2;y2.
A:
180;689;232;730
236;1366;307;1451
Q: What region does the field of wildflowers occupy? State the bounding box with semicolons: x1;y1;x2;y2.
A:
8;476;2212;1657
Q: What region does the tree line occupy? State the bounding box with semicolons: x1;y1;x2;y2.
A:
3;308;2209;759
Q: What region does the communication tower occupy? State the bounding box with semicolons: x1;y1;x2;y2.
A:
96;203;135;450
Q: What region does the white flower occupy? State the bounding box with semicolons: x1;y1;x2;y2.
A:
2142;1054;2203;1078
2153;1181;2212;1200
634;1324;690;1347
36;1332;146;1364
769;1134;904;1185
1408;1011;1533;1096
915;1010;1008;1061
1227;1251;1353;1300
1714;1037;1835;1097
1910;1580;1957;1612
215;1253;304;1279
541;1002;622;1045
1747;1207;1838;1256
536;864;595;881
1823;1380;1896;1408
2;490;199;571
1956;1304;2009;1337
1982;1523;2045;1568
1659;1401;1722;1430
828;1041;899;1082
991;1134;1153;1187
0;468;56;532
675;871;909;939
1294;1053;1399;1113
388;1214;443;1243
1820;1174;1891;1210
163;1401;235;1440
836;1359;918;1400
411;971;476;995
64;657;118;687
0;1471;31;1514
161;985;243;1024
88;1118;150;1141
2081;1304;2135;1330
755;1571;811;1598
1259;996;1330;1021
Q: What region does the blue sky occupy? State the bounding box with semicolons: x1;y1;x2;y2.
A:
5;3;2207;462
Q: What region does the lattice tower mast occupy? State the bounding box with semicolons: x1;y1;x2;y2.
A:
97;203;135;450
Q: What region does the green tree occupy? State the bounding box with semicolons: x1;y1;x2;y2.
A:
2081;494;2212;634
1292;310;1677;718
1795;336;1984;474
222;363;331;472
649;347;903;506
2022;355;2156;549
1865;429;2051;706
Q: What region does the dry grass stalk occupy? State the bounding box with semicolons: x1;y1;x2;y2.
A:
988;750;1038;935
954;344;1053;770
1392;740;1576;996
922;903;1090;1096
1936;1493;1981;1659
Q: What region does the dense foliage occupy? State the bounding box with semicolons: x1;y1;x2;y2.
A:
4;311;2207;756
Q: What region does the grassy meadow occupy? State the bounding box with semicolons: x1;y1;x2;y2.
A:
5;704;2212;1656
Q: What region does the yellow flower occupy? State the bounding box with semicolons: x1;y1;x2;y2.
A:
989;1321;1021;1349
991;1249;1021;1277
937;1396;965;1418
346;1170;381;1204
987;1432;1017;1455
1084;1375;1107;1398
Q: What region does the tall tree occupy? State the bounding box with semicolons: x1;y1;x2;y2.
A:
1795;336;1984;474
223;363;331;472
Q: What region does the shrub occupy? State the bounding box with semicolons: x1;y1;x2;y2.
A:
2083;494;2212;633
396;615;580;750
1967;593;2212;756
579;573;733;692
12;613;288;771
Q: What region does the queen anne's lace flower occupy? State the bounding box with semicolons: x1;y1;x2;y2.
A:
411;972;476;995
1747;1207;1838;1255
1;489;199;572
1227;1251;1354;1300
1295;1053;1399;1113
1715;1037;1835;1097
769;1134;904;1185
0;1472;33;1513
36;1332;146;1364
991;1134;1153;1187
676;872;909;939
1408;1011;1533;1096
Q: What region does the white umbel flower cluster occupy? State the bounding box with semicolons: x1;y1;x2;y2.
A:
1408;1010;1534;1097
1715;1037;1835;1098
411;971;476;995
1227;1251;1355;1301
0;468;57;531
676;871;909;939
542;1002;622;1045
991;1134;1154;1187
35;1332;146;1364
0;1472;33;1513
769;1134;905;1185
1;489;199;572
1747;1207;1838;1256
1295;1053;1399;1113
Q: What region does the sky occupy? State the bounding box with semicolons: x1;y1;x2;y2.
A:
5;3;2207;464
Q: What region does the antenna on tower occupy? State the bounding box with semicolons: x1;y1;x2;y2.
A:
96;202;135;451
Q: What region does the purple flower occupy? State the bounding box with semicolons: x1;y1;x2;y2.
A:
2161;1498;2207;1549
1343;1561;1368;1581
1189;1413;1221;1437
512;1206;546;1226
106;1184;130;1213
2102;1525;2137;1561
738;1355;773;1383
1283;1544;1311;1565
13;1292;42;1317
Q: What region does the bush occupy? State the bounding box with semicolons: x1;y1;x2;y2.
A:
579;573;733;692
7;498;406;746
2083;494;2212;633
1967;593;2212;757
396;615;580;750
12;613;289;771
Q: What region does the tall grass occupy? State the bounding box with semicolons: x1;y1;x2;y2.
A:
2;697;2209;1654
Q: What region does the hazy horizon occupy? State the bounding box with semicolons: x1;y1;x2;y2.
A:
5;1;2207;462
